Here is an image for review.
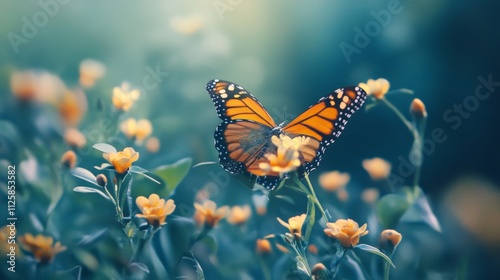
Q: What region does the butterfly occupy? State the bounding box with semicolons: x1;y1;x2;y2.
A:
206;79;366;190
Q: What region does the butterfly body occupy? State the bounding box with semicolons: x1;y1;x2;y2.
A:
206;79;366;190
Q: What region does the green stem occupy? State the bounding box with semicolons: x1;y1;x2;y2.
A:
113;176;124;223
380;98;418;139
303;174;328;221
130;227;159;263
383;252;394;280
332;249;347;278
412;118;427;193
257;255;271;280
291;241;311;276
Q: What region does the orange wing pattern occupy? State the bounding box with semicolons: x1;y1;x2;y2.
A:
206;79;366;190
282;87;366;174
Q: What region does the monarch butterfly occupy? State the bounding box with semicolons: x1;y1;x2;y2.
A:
206;79;366;190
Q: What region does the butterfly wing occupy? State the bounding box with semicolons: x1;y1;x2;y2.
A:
282;86;366;175
206;79;277;127
207;79;280;189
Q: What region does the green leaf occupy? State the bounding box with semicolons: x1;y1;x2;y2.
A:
128;262;150;274
376;193;411;228
201;234;218;254
72;167;98;186
73;186;110;200
94;163;112;171
130;165;160;184
182;254;205;280
303;195;316;244
275;195;295;205
387;88;414;95
78;228;108;245
92;143;117;154
154;158;192;195
355;244;395;268
192;161;218;168
365;102;379;112
294;256;310;276
401;187;441;232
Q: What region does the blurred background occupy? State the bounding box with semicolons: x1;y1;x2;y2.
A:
1;0;499;278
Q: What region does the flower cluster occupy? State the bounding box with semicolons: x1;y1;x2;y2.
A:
259;134;310;177
136;194;176;227
103;147;139;174
18;234;66;264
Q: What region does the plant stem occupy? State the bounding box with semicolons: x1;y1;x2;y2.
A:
383;252;394;280
303;174;328;221
380;98;418;139
130;227;159;263
257;255;271;280
332;249;347;278
113;176;124;223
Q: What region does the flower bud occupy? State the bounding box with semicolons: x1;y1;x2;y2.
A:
256;239;272;255
311;263;330;280
96;174;107;187
380;229;402;253
60;150;77;169
410;98;427;119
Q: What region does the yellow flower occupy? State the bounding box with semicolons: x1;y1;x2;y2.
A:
256;239;272;255
18;234;66;264
227;205;252;225
379;229;402;252
57;89;87;127
337;188;349;202
60;150;77;169
112;82;141;111
410;98;427;119
10;70;66;104
324;219;369;248
193;200;229;228
64;128;86;149
362;157;392;180
308;244;318;255
318;171;350;192
120;118;153;144
170;14;203;35
135;194;176;227
259;135;308;177
0;226;20;256
277;214;307;238
103;147;139;174
146;137;161;153
274;134;310;151
361;188;380;204
358;78;390;99
276;243;290;254
252;194;269;216
79;59;106;88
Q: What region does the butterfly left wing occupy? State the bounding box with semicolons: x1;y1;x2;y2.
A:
282;86;366;175
207;79;281;189
206;79;277;127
